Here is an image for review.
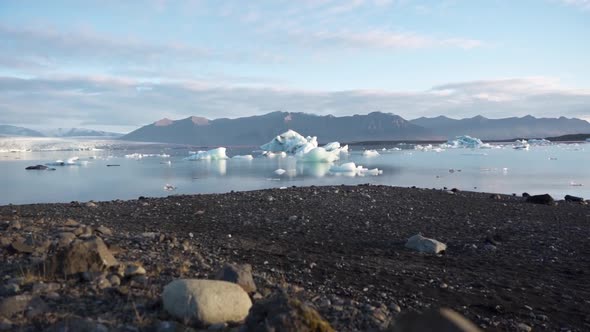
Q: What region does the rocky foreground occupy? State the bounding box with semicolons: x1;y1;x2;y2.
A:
0;185;589;331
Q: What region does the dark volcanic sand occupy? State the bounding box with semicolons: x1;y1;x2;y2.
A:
1;185;589;331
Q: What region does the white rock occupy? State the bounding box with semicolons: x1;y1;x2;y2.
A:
405;234;447;254
162;279;252;326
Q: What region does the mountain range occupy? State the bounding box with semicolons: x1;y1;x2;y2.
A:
0;125;122;138
120;111;590;146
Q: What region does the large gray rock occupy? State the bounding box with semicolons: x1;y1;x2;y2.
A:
162;279;251;326
47;236;118;276
215;263;257;293
405;234;447;254
388;308;482;332
0;295;47;318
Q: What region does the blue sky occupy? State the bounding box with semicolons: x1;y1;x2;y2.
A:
0;0;589;132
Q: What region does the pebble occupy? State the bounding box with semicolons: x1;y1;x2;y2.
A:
125;264;147;277
517;322;532;331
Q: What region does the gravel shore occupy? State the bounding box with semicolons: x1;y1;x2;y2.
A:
0;185;589;331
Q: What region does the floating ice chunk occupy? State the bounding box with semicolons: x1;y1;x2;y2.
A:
323;142;341;152
232;155;254;160
513;140;530;150
362;149;380;157
274;168;286;175
125;153;170;159
46;156;82;166
164;184;176;191
388;147;402;151
570;181;583;187
329;162;383;176
185;147;228;160
443;135;492;149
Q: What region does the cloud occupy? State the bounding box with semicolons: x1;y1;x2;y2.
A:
558;0;590;10
292;29;483;50
0;75;588;132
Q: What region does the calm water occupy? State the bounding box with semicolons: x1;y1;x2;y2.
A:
0;138;588;205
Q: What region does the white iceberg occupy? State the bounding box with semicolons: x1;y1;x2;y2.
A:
260;130;347;162
329;162;383;176
443;135;492;149
261;130;317;155
274;168;287;175
185;147;228;160
164;184;176;191
513;140;530;150
232;155;254;160
362;150;380;157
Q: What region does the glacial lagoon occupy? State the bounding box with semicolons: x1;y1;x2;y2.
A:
0;137;588;205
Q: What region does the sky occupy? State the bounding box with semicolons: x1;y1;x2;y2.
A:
0;0;589;133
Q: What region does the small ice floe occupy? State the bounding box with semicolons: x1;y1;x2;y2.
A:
46;156;82;166
329;162;383;176
164;184;177;191
261;151;287;158
125;153;170;159
513;140;530;150
232;155;254;160
185;147;228;160
570;181;584;187
362;149;380;157
442;135;492;149
161;160;172;165
274;168;287;175
549;157;558;160
389;147;402;151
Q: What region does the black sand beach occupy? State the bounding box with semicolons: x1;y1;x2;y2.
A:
0;185;589;331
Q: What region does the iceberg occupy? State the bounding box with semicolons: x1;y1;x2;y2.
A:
513;140;530;150
362;150;380;157
443;135;492;149
260;130;348;162
329;162;383;176
274;168;287;175
261;130;317;155
185;147;228;160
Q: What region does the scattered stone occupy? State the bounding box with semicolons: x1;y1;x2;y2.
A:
490;194;502;200
0;283;20;297
63;219;80;227
32;282;60;294
95;225;113;236
46;236;118;276
244;291;334;332
108;274;121;287
526;194;554;205
10;240;34;254
522;192;530;198
8;220;21;230
162;279;252;326
125;264;146;277
45;316;109;332
0;295;47;319
130;275;148;288
214;263;257;293
86;201;98;208
517;322;532;331
57;232;77;248
388;307;482;332
564;195;584;202
405;234;447;254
